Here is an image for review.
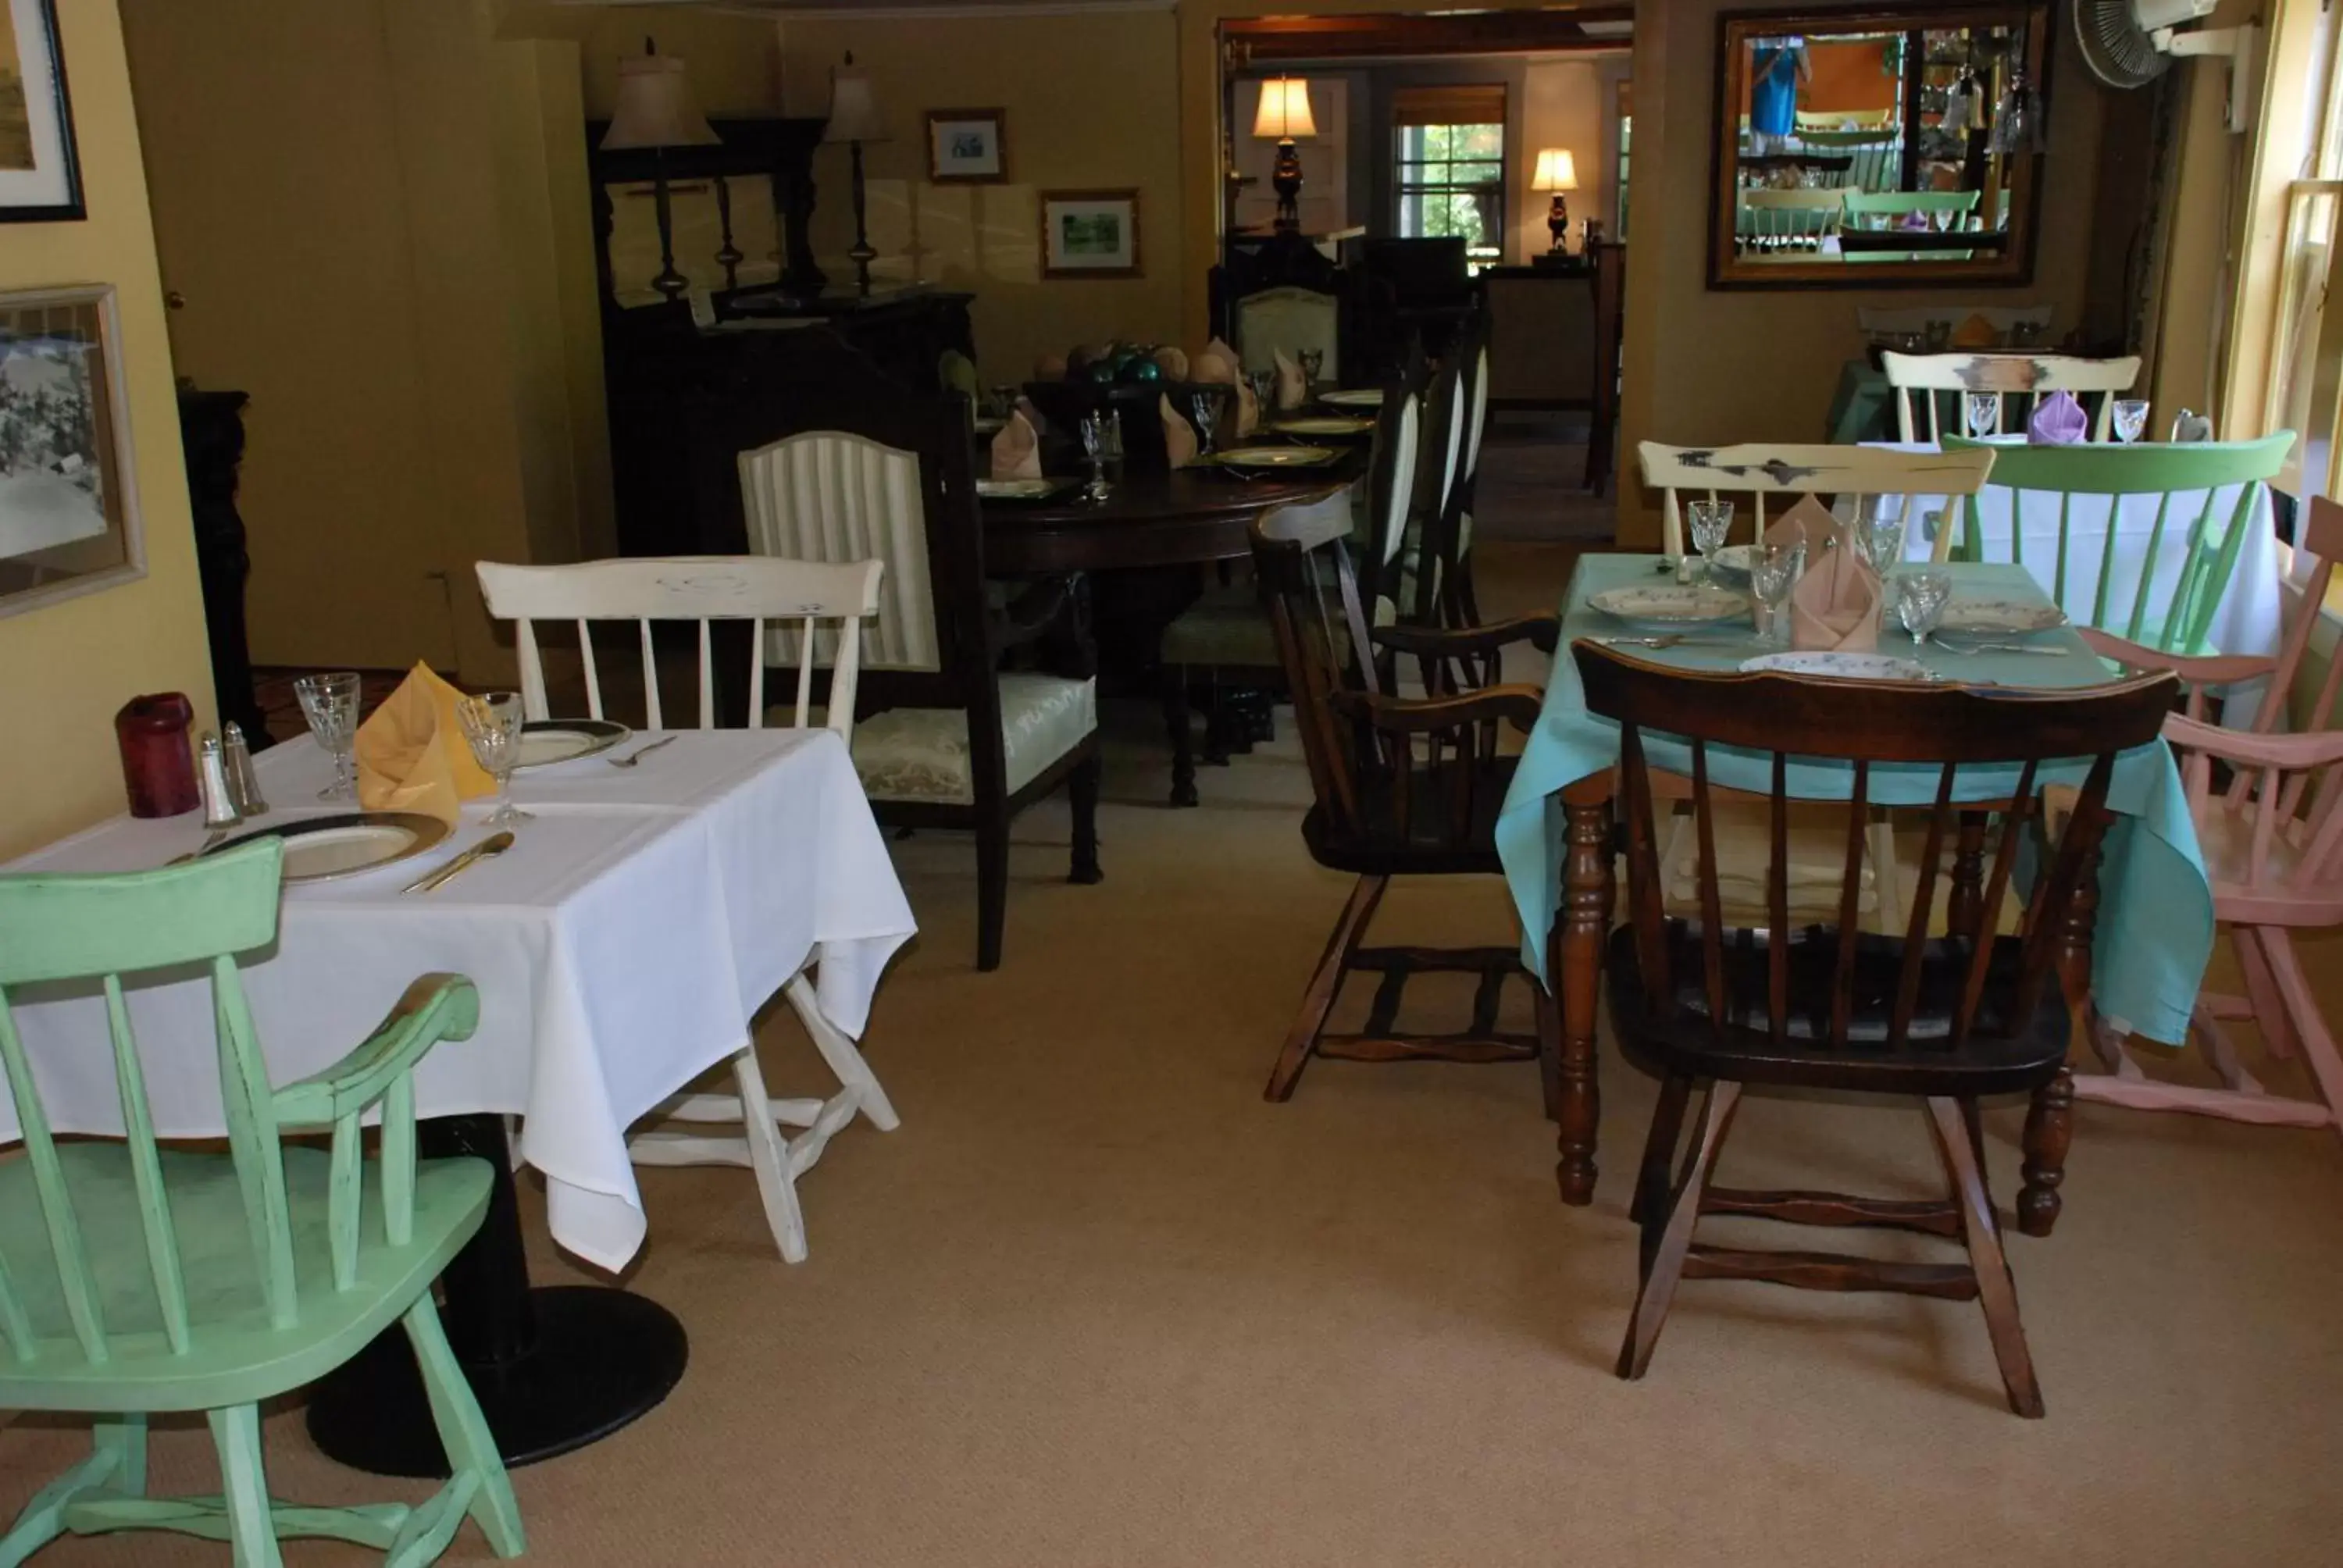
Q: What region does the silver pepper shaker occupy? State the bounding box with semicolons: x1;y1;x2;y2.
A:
196;732;243;830
223;722;267;817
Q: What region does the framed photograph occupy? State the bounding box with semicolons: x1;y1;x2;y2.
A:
0;285;141;617
926;108;1007;184
1040;190;1141;280
0;0;82;221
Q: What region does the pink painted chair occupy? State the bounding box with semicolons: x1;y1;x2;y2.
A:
2071;494;2343;1135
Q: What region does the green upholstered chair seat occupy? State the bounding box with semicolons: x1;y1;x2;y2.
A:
851;673;1096;804
0;1146;489;1412
1161;604;1278;668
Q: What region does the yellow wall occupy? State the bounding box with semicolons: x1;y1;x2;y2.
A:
0;0;215;858
1613;0;2110;546
775;12;1186;380
1518;59;1617;265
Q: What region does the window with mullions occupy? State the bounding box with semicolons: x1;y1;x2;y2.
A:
1395;122;1506;265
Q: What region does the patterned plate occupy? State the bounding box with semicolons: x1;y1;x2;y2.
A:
1936;598;2067;635
1740;650;1934;682
1271;415;1376;438
1318;388;1385;408
1709;545;1756;583
1587;584;1749;624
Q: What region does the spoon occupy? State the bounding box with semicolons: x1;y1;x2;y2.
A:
607;736;679;768
403;830;515;895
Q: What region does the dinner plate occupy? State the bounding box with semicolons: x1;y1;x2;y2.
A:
1216;444;1340;470
975;477;1079;503
1587;584;1748;624
1709;544;1756;583
1935;598;2067;635
1271;415;1375;439
1740;650;1934;682
203;812;450;885
516;718;632;768
1318;388;1385;408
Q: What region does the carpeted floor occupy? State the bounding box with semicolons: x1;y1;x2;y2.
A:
10;541;2343;1565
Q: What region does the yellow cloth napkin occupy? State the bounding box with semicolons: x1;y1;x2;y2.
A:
1788;535;1882;652
1273;347;1307;412
1951;312;1999;349
355;662;494;824
991;409;1042;480
1160;394;1198;468
1764;495;1838;551
1151;345;1190;382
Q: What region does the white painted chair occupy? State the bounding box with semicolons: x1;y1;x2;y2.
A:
1881;350;2142;443
474;554;891;1265
1735;188;1844;255
1233;283;1340;383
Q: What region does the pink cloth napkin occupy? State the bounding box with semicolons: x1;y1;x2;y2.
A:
1160;394;1198;468
2027;390;2088;446
1233;379;1261;438
1764;495;1837;551
990;409;1042;480
1273;347;1307;412
1191;339;1240;386
1789;540;1882;652
1152;345;1190;382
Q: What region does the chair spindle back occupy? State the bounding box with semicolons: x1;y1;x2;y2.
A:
1638;441;1998;560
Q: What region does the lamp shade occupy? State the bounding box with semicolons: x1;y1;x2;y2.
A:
823;59;889;144
600;52;719;151
1251;77;1318;141
1531;148;1579;192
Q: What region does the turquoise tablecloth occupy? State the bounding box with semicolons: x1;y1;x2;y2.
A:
1493;554;2213;1045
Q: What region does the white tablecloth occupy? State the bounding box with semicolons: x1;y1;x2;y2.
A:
1863;440;2284;659
2;729;916;1273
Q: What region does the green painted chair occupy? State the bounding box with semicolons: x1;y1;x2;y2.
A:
1942;432;2295;656
0;840;523;1567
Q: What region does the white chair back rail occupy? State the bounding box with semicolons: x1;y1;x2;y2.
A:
1881;351;2142;443
1234;285;1341;382
474;556;883;737
1637;441;1999;559
737;430;941;673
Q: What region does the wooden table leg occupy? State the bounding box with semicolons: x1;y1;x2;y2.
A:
2022;839;2102;1237
1553;771;1615;1207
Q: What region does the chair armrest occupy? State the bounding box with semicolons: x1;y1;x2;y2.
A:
2077;627;2274;689
1371;614;1560;658
273;974;480;1128
1334;682;1547;736
2163;712;2343;772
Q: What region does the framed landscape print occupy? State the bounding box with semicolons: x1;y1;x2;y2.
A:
1040;190;1141;280
0;286;141;616
926;108;1006;184
0;0;81;221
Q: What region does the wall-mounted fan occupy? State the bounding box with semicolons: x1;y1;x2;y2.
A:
2075;0;2260;130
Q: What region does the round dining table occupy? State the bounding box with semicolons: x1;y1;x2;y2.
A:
981;461;1364;576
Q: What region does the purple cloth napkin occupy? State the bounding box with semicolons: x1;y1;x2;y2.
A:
2027;390;2088;446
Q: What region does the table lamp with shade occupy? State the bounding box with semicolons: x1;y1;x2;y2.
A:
1532;148;1578;256
599;40;721;302
822;52;889;294
1251;77;1318;233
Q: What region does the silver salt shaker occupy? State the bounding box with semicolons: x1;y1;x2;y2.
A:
222;722;267;816
197;732;243;829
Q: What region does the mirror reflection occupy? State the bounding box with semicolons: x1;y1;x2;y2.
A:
1713;6;2047;287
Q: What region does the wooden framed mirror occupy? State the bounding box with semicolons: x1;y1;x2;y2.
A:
1708;3;2050;290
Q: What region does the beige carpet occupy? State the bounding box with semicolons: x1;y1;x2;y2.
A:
10;541;2343;1565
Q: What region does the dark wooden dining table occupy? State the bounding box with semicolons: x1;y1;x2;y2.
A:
981;461;1364;576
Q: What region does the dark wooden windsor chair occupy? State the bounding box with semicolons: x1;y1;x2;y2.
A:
1576;642;2176;1417
1252;504;1560;1107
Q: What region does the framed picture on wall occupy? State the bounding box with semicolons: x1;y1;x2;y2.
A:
0;285;142;617
0;0;83;222
1040;190;1141;280
926;108;1007;184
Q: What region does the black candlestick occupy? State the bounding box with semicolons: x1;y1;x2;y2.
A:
648;145;687;301
1271;137;1304;232
847;141;877;295
713;172;744;293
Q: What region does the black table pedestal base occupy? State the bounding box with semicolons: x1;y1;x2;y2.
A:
305;1114;689;1477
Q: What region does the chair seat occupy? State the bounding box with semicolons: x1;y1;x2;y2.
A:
852;672;1097;804
0;1144;490;1411
1604;921;2070;1097
1161;593;1277;669
1303;755;1517;876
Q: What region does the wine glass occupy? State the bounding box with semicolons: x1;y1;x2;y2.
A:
2111;398;2150;444
1895;568;1955;647
1685;499;1735;583
1856;507;1907;576
1190;390;1219;456
1248;368;1278;419
1298;348;1325;399
1079;414;1111;501
1964;392;2000;440
1747;539;1806;643
456;692;533;828
293;672;362;802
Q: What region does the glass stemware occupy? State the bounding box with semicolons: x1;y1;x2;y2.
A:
1856;508;1907;576
1190;391;1219;455
293;672;362;802
1079;413;1112;501
1747;539;1806;644
2111;398;2150;444
1685;499;1735;583
456;692;533;828
1297;348;1325;398
1964;391;2000;440
1895;568;1955;647
1248;367;1278;417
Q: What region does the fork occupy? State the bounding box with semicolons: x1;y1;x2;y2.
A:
1591;634;1731;650
1931;640;2071;657
606;736;679;768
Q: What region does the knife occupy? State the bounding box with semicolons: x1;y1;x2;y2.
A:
402;830;515;895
